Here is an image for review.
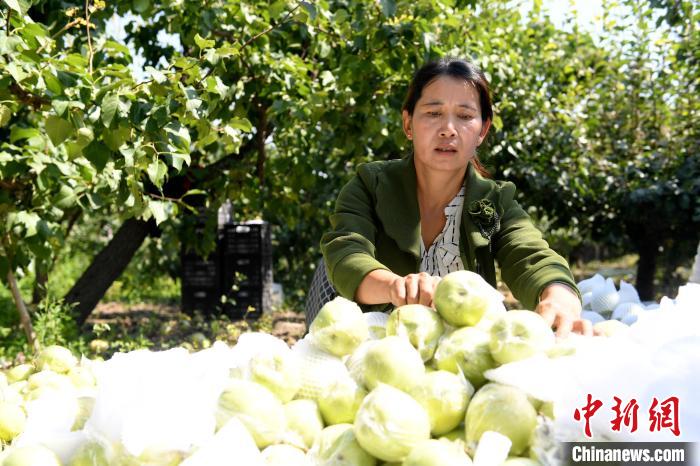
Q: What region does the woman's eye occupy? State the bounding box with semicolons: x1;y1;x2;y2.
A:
459;114;474;120
428;111;441;117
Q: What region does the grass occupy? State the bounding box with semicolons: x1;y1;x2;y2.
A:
0;244;693;366
571;254;638;283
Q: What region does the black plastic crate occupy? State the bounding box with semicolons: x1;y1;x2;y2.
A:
220;222;273;318
221;254;273;318
222;285;269;319
221;223;272;256
221;254;272;286
181;251;220;313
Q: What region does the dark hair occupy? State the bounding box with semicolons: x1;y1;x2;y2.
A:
402;57;493;177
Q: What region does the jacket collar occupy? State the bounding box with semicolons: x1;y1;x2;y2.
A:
375;154;495;260
462;161;498;251
375;154;421;259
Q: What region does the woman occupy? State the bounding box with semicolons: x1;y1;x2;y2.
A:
321;57;591;337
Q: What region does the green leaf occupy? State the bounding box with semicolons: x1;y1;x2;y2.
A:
52;184;77;209
186;98;202;114
146;66;167;84
45;115;73;146
75;127;95;148
6;62;28;82
216;45;240;58
0;105;11;128
380;0;396;17
320;70;335;87
206;76;228;97
42;70;64;95
19;23;49;49
164;122;191;153
269;0;287;19
147;159;167;189
77;163;95;182
492;114;503;131
102;126;131;151
56;71;79;88
52;100;70;117
15;211;40;237
132;0;150;13
203;48;219;66
102;93;120;127
87;192;105;209
104;40;131;56
300;2;317;20
194;33;215;50
229;117;252;132
2;0;30;15
83;140;110;171
148;200;167;225
64;53;88;69
129;101;152;126
9;127;40;143
181;189;207;198
166;153;190;171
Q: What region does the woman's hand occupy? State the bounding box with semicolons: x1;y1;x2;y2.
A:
389;272;442;307
355;270;441;307
536;283;592;338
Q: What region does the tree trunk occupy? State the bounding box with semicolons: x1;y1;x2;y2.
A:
32;259;48;305
7;269;39;354
65;218;153;324
635;240;658;301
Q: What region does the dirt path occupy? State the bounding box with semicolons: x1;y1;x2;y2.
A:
86;302;307;354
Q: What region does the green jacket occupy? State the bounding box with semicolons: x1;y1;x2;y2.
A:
321;154;578;311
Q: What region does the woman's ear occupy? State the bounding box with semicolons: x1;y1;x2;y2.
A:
402;110;412;140
477;118;492;146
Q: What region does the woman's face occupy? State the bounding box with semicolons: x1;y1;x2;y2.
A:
403;75;491;175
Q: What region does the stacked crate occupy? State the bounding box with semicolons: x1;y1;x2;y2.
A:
181;249;220;313
181;208;220;313
219;222;273;318
691;240;700;284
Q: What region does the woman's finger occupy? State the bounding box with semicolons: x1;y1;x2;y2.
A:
536;304;557;327
572;318;594;337
554;313;574;339
405;274;419;304
418;274;434;306
391;277;407;307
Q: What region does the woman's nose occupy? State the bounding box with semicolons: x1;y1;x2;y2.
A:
439;120;457;138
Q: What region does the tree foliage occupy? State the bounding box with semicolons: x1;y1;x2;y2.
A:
0;0;697;328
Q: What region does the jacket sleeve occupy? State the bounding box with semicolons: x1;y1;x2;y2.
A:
493;183;580;310
320;168;390;301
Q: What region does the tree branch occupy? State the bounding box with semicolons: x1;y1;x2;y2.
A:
240;3;301;51
85;0;94;74
9;83;50;110
255;100;268;186
1;235;39;354
205;130;262;175
7;269;39;353
36;19;81;55
0;179;23;192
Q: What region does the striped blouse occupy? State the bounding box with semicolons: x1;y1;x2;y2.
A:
419;187;466;277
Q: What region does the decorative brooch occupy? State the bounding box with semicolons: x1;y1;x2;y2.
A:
467;199;501;240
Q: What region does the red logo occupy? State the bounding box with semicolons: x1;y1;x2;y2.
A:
574;394;603;438
574;395;680;437
649;396;680;437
